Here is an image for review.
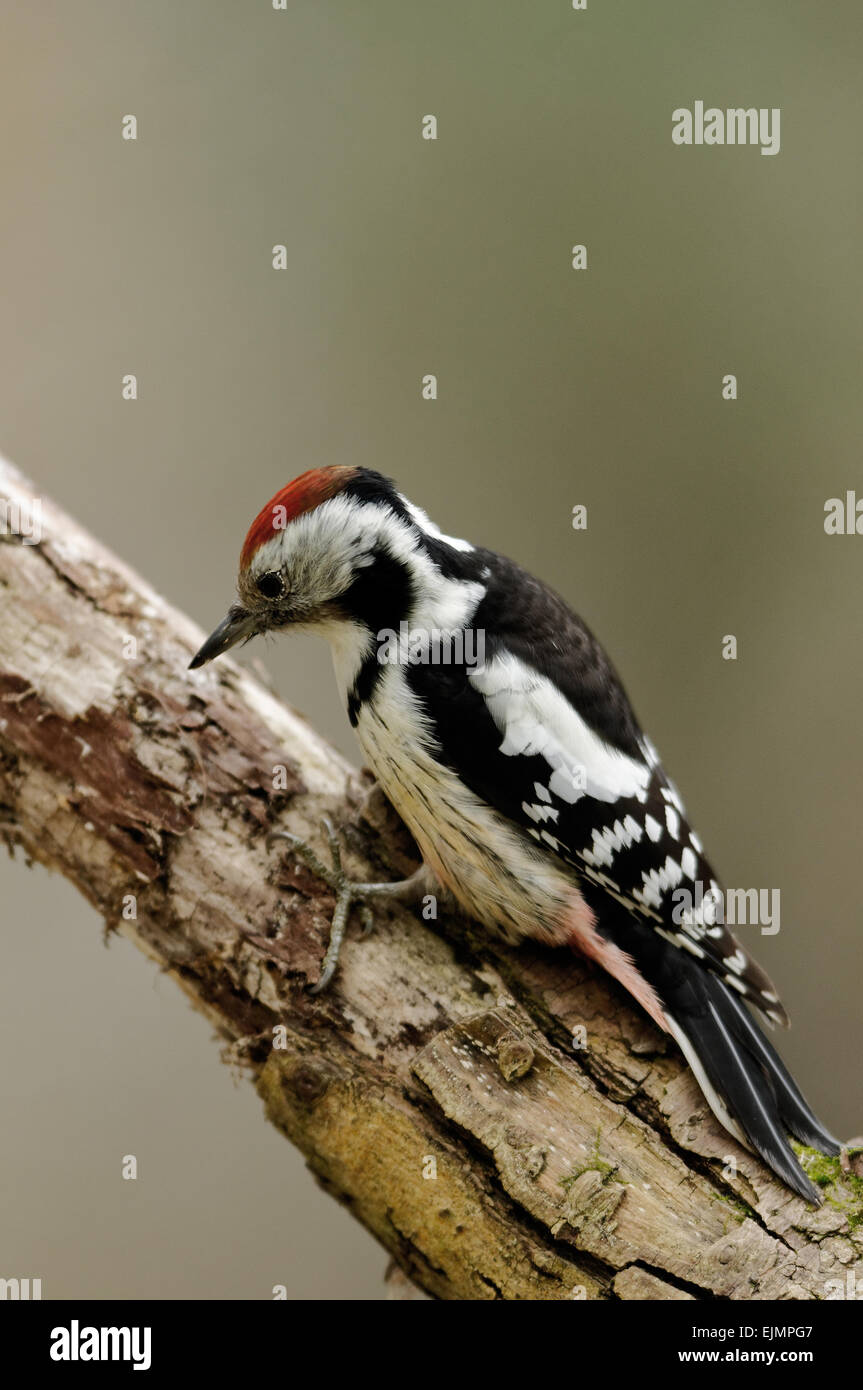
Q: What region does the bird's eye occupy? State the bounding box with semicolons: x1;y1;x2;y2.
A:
255;571;285;599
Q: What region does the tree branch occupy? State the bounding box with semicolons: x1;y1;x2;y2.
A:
1;455;860;1300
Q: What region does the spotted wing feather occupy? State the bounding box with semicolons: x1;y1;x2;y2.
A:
408;550;787;1026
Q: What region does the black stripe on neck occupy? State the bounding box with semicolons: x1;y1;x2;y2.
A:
340;548;415;726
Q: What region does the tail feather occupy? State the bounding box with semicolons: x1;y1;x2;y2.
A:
666;971;839;1204
712;980;840;1155
595;906;839;1203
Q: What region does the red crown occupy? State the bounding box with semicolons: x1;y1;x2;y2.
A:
239;466;358;570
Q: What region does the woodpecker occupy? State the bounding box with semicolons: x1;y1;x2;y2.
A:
190;465;839;1202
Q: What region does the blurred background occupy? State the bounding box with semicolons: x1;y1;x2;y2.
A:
0;0;860;1299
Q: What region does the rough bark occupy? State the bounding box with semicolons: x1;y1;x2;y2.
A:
0;454;860;1301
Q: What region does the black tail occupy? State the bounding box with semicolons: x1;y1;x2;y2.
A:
598;908;840;1203
664;967;839;1203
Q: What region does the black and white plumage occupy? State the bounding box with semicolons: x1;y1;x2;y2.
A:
190;466;839;1202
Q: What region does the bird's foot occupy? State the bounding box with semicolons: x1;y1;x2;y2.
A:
266;817;429;992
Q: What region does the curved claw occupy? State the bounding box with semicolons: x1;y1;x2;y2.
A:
308;966;335;996
265;828;302;852
308;881;353;994
267;824;338;886
267;818;401;992
320;816;343;876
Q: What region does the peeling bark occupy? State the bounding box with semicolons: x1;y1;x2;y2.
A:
0;454;860;1301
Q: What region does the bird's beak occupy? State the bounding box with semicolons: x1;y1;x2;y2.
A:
189;604;259;669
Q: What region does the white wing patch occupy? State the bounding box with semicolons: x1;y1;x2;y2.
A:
522;799;559;825
645;814;663;843
469;653;652;807
681;846;698;879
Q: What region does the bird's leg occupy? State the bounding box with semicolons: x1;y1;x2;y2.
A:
266;817;432;992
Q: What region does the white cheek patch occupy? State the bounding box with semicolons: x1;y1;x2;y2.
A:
250;497;364;608
251;495;485;637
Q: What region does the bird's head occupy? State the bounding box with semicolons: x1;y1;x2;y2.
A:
188;465;476;670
